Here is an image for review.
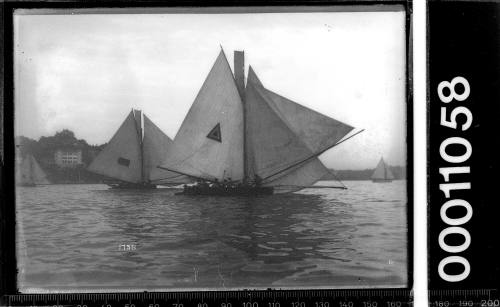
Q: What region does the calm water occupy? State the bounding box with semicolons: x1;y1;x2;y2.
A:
16;181;408;292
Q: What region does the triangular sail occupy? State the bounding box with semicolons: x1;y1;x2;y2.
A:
144;115;192;184
16;154;50;185
17;155;34;185
247;66;264;88
248;66;354;154
159;50;244;181
245;82;315;181
372;158;394;180
88;111;143;183
30;155;50;184
263;158;331;192
242;67;353;190
15;157;25;185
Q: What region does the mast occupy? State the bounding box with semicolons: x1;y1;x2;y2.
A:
234;51;247;182
29;155;34;184
140;113;144;183
134;109;145;183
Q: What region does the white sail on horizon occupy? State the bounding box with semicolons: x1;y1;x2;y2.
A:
16;154;50;185
371;157;395;180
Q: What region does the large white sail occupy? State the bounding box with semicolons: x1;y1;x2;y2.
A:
144;115;191;184
159;50;244;181
371;158;394;180
248;66;354;154
245;82;314;181
87;111;143;183
245;68;349;189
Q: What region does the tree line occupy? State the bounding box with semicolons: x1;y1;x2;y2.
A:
17;129;406;183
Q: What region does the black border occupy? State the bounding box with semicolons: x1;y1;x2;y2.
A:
0;0;413;302
427;0;500;293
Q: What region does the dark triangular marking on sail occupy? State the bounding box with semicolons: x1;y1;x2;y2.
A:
206;123;222;142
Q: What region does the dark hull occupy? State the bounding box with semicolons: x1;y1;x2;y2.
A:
18;183;37;187
108;182;157;189
177;185;274;196
372;179;393;183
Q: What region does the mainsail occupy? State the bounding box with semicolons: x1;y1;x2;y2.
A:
17;154;50;185
371;158;395;180
89;110;184;185
158;50;244;181
88;110;143;183
144;115;190;184
160;49;356;191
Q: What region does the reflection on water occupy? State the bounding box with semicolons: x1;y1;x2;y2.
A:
16;181;407;291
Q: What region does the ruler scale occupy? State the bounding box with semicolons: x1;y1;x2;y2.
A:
2;290;412;307
429;290;499;307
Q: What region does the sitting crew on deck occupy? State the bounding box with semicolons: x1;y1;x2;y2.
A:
254;175;262;187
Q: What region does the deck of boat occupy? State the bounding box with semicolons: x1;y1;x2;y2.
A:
177;185;273;196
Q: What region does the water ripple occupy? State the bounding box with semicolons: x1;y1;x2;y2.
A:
16;181;407;291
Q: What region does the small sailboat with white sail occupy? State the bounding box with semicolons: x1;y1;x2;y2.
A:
16;154;50;187
88;109;188;189
371;157;394;183
157;49;362;195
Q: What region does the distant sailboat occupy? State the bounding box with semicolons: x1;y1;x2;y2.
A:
158;49;361;195
371;157;394;183
88;109;188;189
16;154;50;187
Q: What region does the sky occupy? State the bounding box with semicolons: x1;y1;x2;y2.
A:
14;7;407;170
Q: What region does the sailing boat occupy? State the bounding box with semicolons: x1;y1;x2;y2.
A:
371;157;394;183
88;109;187;189
158;49;361;195
16;154;50;187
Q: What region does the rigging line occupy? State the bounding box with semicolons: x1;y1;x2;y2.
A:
261;129;365;182
254;127;358;177
328;169;347;189
156;166;215;183
149;173;186;183
273;184;347;190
